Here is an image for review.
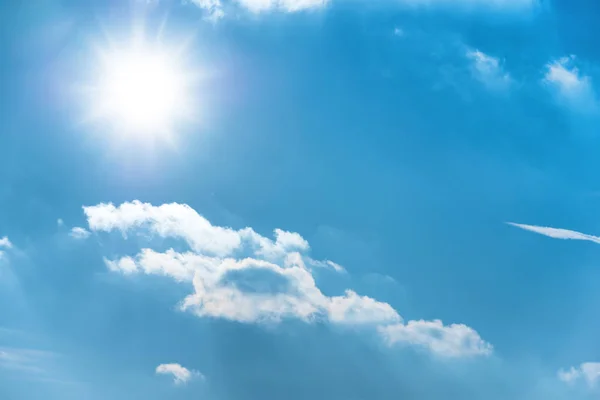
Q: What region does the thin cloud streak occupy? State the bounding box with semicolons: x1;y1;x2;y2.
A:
507;222;600;244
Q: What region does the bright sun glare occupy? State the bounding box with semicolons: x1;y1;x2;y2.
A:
86;34;196;144
101;50;182;131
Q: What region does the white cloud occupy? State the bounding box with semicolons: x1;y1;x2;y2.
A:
104;256;139;275
156;363;203;385
558;363;600;388
84;201;341;271
0;237;13;250
237;0;327;12
188;0;535;19
0;236;13;260
543;56;597;112
558;366;581;384
69;227;91;240
507;222;600;245
84;201;491;357
379;320;493;357
306;257;346;273
466;49;511;90
57;219;64;227
189;0;327;17
189;0;225;20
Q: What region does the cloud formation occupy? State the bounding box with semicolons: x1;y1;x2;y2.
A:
558;363;600;387
188;0;535;20
379;319;493;357
0;236;13;260
0;237;12;250
189;0;327;19
543;56;597;112
0;347;57;375
69;227;91;240
84;201;491;357
507;222;600;245
237;0;327;12
466;49;511;91
156;363;203;385
189;0;226;20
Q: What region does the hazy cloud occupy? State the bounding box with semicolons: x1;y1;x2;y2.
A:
189;0;327;18
543;56;597;112
466;49;511;91
69;227;91;240
558;363;600;387
0;236;13;260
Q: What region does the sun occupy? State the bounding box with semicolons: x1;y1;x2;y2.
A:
99;48;183;132
85;35;197;144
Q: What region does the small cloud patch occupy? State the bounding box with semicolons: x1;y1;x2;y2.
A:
543;56;597;113
466;49;511;91
559;363;600;388
156;363;203;385
69;227;91;240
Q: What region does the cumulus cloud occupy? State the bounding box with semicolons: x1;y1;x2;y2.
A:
543;56;597;112
558;363;600;387
466;49;511;91
84;201;491;357
84;201;340;271
69;227;91;240
379;320;493;357
156;363;203;385
507;222;600;245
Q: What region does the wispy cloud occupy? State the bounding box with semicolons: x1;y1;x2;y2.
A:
84;200;491;358
0;347;58;375
156;363;203;385
507;222;600;245
189;0;327;18
0;236;13;261
238;0;327;12
558;363;600;387
466;49;511;91
0;340;79;386
188;0;535;20
543;56;597;112
189;0;225;20
69;227;91;240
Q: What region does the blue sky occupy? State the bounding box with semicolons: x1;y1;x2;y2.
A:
3;0;600;398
